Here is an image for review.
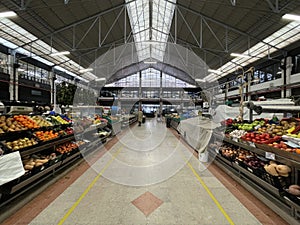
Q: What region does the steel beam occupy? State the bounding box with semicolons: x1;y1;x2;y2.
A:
166;1;284;54
15;2;132;50
100;7;125;46
265;0;280;13
177;8;201;50
75;17;99;49
202;18;225;51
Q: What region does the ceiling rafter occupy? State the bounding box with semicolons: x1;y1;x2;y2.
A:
265;0;280;13
14;1;132;50
168;1;285;54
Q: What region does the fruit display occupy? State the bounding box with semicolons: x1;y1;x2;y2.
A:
34;130;59;142
30;115;53;127
229;130;247;139
56;142;78;154
4;137;38;151
257;121;298;137
0;116;27;133
241;132;280;144
234;120;266;131
94;118;102;124
220;144;238;159
74;117;93;128
23;156;49;171
64;127;74;135
264;161;291;177
51;115;70;125
287;185;300;196
14;115;40;129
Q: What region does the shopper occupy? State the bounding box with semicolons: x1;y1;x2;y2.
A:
138;108;143;126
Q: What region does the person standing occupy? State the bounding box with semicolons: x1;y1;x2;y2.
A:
138;108;143;126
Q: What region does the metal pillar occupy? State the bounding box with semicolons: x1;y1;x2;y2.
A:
285;56;292;98
49;70;55;104
139;71;142;109
8;54;14;101
247;72;252;101
159;71;163;116
281;57;287;98
9;53;19;101
225;82;229;102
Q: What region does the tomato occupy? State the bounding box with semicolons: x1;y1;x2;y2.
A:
246;138;251;141
252;139;256;142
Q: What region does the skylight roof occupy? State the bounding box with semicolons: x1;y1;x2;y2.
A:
0;17;95;82
215;21;300;81
126;0;176;62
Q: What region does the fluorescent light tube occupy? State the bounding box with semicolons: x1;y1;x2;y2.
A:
282;14;300;21
230;53;251;58
208;69;222;74
79;68;93;73
0;11;17;18
95;78;106;81
195;79;206;82
144;60;157;64
17;68;25;72
50;51;70;56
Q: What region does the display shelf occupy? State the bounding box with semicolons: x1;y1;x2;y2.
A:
81;122;107;134
231;161;281;196
170;120;179;130
20;135;75;157
10;162;62;194
121;115;137;128
208;134;300;224
212;156;299;225
61;151;81;165
109;121;122;135
223;136;300;168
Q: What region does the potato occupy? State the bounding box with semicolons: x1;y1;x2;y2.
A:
24;164;34;170
276;165;291;173
288;185;300;196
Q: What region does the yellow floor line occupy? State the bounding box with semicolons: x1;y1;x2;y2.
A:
186;162;235;225
179;149;235;225
57;146;123;225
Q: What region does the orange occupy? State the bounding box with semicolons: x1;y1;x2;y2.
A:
296;149;300;154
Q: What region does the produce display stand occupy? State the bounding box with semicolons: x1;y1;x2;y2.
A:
74;122;110;155
0;115;111;205
0;133;79;198
107;121;121;136
209;133;300;224
165;114;180;131
121;114;137;128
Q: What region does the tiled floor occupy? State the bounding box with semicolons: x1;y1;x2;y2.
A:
1;118;289;225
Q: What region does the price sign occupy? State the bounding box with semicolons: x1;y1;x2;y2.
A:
233;138;238;142
265;152;276;160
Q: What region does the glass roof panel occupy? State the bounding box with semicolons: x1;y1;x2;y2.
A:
0;17;96;81
217;21;300;78
126;0;176;62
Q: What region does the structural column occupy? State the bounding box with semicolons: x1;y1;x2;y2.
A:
8;54;19;101
49;70;55;105
159;71;163;115
247;72;252;101
285;56;292;98
225;82;229;102
281;56;292;98
138;71;142;109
